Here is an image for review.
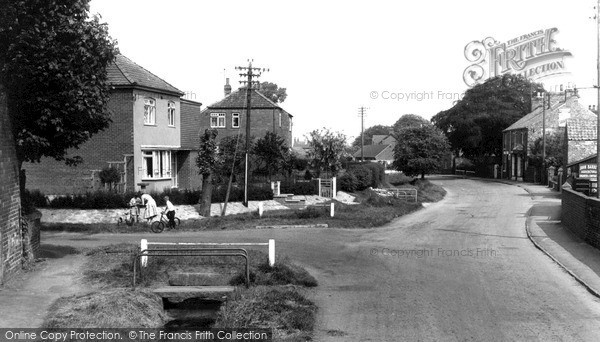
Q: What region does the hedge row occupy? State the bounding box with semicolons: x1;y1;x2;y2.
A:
23;185;273;210
338;162;386;192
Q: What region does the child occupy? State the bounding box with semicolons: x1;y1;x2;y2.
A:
163;196;176;228
129;194;142;222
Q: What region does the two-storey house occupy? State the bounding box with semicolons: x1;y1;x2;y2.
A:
201;79;293;147
24;54;203;194
502;89;596;181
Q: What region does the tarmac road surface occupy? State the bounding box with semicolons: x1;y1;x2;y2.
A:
41;177;600;341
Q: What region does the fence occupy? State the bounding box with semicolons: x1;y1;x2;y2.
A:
385;188;418;202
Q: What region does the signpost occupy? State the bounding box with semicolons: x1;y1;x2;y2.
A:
580;163;598;195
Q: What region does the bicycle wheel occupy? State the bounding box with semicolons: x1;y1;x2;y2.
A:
175;217;181;226
151;221;164;233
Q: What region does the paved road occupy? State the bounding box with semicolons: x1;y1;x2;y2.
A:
42;177;600;341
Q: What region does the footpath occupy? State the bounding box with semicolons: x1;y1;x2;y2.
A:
499;179;600;298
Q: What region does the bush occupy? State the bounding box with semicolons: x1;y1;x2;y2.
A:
22;189;48;214
280;180;317;195
338;172;358;192
387;172;413;186
294;206;326;219
210;184;273;203
361;162;385;188
98;167;121;187
351;166;372;191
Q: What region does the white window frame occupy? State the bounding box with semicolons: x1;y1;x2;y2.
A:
232;113;240;128
142;150;173;180
289;117;292;132
144;98;156;125
210;113;226;128
167;101;175;127
278;112;282;127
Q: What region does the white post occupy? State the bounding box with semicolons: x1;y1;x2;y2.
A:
258;202;264;217
316;178;321;197
330;202;335;217
268;239;275;266
332;177;337;199
140;239;148;267
276;181;281;196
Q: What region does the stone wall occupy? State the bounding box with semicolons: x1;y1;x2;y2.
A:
0;86;24;284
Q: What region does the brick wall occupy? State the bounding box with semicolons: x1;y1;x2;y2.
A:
0;86;23;284
562;188;600;249
24;89;134;194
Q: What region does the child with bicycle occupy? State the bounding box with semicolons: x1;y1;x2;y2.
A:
163;196;176;228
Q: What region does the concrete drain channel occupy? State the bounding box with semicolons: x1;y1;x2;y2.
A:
154;283;237;331
163;297;223;330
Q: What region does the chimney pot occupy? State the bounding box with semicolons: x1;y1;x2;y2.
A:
224;77;232;97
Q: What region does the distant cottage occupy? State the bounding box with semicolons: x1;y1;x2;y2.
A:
501;89;596;181
24;54;203;194
200;79;293;147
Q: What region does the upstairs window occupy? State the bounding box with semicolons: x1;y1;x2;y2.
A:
278;112;282;127
144;98;156;125
167;102;175;127
210;113;226;128
232;113;240;128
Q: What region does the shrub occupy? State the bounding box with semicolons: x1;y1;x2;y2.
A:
361;162;385;188
387;172;413;186
22;189;48;213
351;166;372;191
338;172;358;192
280;180;317;195
98;167;121;187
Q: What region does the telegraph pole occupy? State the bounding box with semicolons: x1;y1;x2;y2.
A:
358;106;368;162
597;0;600;197
235;59;268;207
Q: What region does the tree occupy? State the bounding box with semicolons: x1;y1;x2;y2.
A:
392;114;429;133
305;128;347;178
196;129;219;217
253;132;289;181
432;74;543;164
393;125;450;179
258;82;287;103
0;0;118;186
217;134;249;183
529;130;565;169
351;124;392;147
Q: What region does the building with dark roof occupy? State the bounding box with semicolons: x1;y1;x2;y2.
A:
201;79;293;147
501;90;596;181
352;144;395;165
24;54;203;194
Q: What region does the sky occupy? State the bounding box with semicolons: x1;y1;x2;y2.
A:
89;0;600;143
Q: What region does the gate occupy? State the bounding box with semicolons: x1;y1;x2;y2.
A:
318;177;336;198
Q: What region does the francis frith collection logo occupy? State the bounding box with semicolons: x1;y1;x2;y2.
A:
463;28;572;87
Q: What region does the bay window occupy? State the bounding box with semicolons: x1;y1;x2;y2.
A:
142;150;172;179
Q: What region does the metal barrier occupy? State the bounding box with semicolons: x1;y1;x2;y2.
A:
132;247;249;288
141;239;275;267
385;188;418;202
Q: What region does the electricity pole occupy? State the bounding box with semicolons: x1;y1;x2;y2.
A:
358;106;368;162
597;0;600;197
235;59;268;207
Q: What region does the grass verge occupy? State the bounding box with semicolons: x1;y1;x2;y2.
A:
43;288;169;328
215;285;317;342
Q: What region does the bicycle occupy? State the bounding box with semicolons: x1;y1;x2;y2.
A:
150;211;181;233
117;207;140;226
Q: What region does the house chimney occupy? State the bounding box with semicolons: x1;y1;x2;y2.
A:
224;78;232;97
